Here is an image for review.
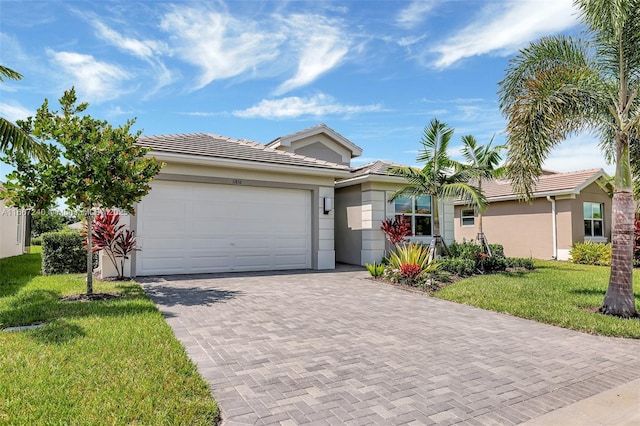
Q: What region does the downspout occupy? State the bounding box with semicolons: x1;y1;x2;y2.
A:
547;196;557;260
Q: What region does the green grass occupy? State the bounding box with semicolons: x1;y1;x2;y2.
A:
0;248;219;425
435;260;640;338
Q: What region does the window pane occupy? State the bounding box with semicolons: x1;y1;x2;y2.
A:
584;220;592;236
395;196;412;214
583;203;592;219
462;217;474;226
415;195;431;214
415;216;432;236
592;203;602;219
593;220;603;237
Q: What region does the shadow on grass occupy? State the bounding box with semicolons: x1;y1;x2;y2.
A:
142;285;243;308
31;319;86;345
0;252;43;298
570;288;640;301
1;285;158;333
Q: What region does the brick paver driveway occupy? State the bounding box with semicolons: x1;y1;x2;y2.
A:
140;267;640;425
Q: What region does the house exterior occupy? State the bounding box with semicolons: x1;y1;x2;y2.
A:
0;183;29;259
335;160;454;266
453;168;611;260
104;124;454;277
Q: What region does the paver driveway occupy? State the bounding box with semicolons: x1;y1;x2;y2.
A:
140;267;640;425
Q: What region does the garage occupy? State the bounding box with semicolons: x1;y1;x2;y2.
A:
136;180;312;275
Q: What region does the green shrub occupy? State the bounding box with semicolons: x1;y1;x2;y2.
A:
570;241;612;266
441;257;476;276
506;257;535;270
41;231;87;275
365;262;385;278
447;241;508;274
31;237;42;246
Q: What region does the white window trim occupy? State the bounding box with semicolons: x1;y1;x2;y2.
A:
391;195;433;237
583;202;604;238
461;209;475;227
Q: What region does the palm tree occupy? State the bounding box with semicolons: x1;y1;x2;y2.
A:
458;135;505;255
389;118;486;262
498;0;640;318
0;66;45;159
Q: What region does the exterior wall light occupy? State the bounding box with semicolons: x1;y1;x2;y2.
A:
323;197;333;214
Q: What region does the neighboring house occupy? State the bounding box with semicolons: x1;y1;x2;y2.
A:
453;168;611;260
113;124;454;277
0;183;29;259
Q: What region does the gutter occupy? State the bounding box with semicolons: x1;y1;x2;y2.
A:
547;196;558;259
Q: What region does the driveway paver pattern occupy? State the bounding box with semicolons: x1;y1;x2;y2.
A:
140;267;640;425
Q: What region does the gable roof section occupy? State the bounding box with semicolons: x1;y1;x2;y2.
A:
350;160;406;177
137;133;351;172
467;168;607;203
267;124;363;158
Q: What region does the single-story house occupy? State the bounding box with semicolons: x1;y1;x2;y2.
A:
0;183;29;259
453;168;612;260
106;124;454;277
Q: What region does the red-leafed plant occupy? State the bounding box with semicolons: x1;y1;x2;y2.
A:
399;263;422;281
91;209;139;279
634;217;640;266
381;215;412;245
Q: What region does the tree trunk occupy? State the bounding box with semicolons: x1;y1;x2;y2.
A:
601;136;637;318
601;190;637;317
86;210;93;294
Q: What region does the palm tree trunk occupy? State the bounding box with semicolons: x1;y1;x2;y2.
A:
601;139;637;318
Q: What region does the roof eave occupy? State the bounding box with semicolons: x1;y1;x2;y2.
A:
335;174;406;188
150;151;352;178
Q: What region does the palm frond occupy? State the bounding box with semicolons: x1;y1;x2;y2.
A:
0;117;47;160
0;65;22;82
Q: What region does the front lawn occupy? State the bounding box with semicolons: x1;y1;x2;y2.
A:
0;248;219;424
435;260;640;338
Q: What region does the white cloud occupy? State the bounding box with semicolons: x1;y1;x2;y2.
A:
543;133;613;174
431;0;579;69
160;6;282;90
0;102;32;123
93;21;168;60
92;21;173;94
48;50;130;102
396;0;438;29
233;93;381;119
274;14;350;95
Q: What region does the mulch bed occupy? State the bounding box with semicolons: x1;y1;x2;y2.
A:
61;293;122;302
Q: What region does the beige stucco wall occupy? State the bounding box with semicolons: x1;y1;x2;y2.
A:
278;134;352;165
454;199;554;259
0;201;25;259
571;182;612;242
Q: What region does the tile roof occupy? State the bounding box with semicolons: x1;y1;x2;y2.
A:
267;123;363;157
137;133;351;171
349;160;407;178
481;168;605;200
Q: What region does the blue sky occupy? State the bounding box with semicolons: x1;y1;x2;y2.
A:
0;0;614;179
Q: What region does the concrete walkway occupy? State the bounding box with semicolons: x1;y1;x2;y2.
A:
140;268;640;425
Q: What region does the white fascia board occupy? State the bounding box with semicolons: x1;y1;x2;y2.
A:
150;152;352;178
452;189;581;205
335;174;407;188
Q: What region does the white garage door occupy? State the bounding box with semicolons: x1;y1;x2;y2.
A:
136;180;312;275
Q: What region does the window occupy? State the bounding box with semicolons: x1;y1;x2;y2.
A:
394;195;432;236
584;202;604;237
461;209;475;226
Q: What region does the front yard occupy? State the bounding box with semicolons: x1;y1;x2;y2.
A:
435;260;640;338
0;248;218;424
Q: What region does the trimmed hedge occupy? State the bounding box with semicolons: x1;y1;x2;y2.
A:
41;231;87;275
